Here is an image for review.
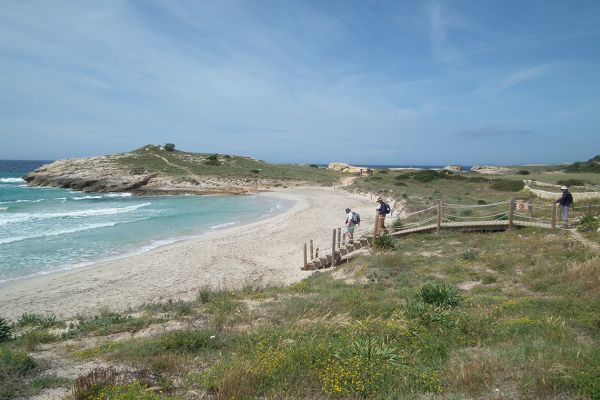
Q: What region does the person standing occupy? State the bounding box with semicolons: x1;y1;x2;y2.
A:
555;186;573;227
376;197;391;233
344;208;358;244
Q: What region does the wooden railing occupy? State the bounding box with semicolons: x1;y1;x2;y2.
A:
301;199;600;271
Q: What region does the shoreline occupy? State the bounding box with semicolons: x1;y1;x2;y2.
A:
0;187;376;320
0;191;296;287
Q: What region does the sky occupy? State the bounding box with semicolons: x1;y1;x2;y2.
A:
1;0;599;165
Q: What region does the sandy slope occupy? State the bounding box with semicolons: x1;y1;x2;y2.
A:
0;187;377;320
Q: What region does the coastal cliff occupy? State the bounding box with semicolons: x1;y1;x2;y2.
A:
23;145;344;195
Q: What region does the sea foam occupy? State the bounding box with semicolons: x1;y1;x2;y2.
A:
0;178;25;183
0;203;151;226
0;218;149;245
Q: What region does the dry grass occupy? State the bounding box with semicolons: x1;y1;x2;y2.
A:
567;256;600;297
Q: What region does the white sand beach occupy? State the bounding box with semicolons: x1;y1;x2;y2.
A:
0;187;377;320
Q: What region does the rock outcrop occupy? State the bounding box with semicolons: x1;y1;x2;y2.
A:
470;165;512;174
328;163;371;175
443;165;462;172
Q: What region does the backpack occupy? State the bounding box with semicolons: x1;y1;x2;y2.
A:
382;203;391;214
351;212;360;225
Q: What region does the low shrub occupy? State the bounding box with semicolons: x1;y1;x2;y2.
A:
394;170;441;182
418;283;461;308
17;330;56;351
0;347;36;374
578;215;599;232
477;200;487;205
204;159;221;166
251;169;261;173
207;154;219;161
413;170;441;182
490;179;524;192
378;170;388;174
17;313;61;329
0;318;11;342
461;249;477;261
163;143;175;152
516;170;530;175
394;181;407;186
160;330;222;352
460;209;473;217
392;218;403;230
0;347;37;399
374;234;397;251
309;164;319;168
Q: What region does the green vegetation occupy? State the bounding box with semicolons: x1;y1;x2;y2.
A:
489;179;525;192
565;154;600;173
373;233;398;250
2;227;598;399
163;142;175;152
578;215;599;232
0;317;11;342
0;346;38;398
115;145;345;185
418;283;462;307
17;312;61;329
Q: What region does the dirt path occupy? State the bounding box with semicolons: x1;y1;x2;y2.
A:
569;229;600;252
152;153;198;177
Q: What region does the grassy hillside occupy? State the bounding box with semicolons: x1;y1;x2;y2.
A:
346;167;600;211
1;229;599;399
114;145;345;185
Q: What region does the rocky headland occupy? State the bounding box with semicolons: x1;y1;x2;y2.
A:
23;145;342;195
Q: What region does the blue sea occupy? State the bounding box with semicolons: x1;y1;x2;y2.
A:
0;160;293;284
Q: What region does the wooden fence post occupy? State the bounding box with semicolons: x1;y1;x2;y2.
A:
331;229;336;268
528;199;533;219
303;243;307;269
373;211;380;237
508;198;515;230
309;240;314;260
587;204;592;216
551;203;557;229
315;247;319;258
337;228;341;248
436;201;442;234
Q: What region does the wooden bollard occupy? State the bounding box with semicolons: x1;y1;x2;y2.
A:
303;243;307;269
337;228;341;248
528;199;533;219
373;210;380;237
551;203;557;229
310;240;314;260
331;229;336;268
436;201;442;234
508;198;515;230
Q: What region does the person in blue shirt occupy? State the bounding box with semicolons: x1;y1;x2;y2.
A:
555;186;573;227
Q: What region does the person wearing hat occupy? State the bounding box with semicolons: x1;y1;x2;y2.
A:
555;186;574;227
376;197;391;233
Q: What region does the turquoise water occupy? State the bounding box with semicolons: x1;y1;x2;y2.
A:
0;160;293;283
